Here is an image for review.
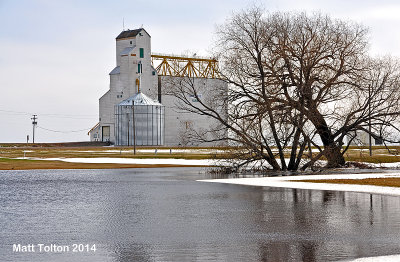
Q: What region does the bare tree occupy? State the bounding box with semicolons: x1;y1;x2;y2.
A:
165;8;309;171
168;7;400;171
333;57;400;151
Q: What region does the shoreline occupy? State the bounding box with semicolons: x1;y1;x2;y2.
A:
4;156;400;197
199;172;400;197
0;158;208;170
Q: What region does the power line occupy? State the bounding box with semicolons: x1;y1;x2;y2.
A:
40;113;97;117
37;126;91;133
0;109;31;115
41;115;95;120
0;109;97;119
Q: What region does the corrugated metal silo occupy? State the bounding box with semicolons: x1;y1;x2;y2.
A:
114;92;164;146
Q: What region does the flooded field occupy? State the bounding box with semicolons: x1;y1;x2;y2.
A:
1;167;400;261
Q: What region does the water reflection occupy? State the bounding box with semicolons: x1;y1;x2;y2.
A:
112;242;153;262
258;187;400;261
1;168;400;262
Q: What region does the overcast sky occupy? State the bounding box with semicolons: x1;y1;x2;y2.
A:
1;0;400;143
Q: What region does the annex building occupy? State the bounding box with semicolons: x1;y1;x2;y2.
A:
88;28;227;146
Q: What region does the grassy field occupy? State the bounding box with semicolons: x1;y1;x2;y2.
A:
295;178;400;188
1;143;400;170
0;144;220;170
2;145;399;161
0;158;203;170
341;146;400;163
0;146;226;160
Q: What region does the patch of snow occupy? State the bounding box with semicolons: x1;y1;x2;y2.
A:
370;162;400;168
199;172;400;196
343;254;400;262
71;150;98;153
22;157;218;166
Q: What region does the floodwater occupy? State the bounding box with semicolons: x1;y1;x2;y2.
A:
1;168;400;262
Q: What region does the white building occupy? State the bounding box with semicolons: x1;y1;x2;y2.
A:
89;28;227;146
348;130;383;146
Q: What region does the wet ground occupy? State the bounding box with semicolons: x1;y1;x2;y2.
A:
1;167;400;261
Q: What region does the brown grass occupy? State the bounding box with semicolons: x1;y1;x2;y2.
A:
0;146;226;160
295;178;400;187
1;145;400;170
0;158;202;170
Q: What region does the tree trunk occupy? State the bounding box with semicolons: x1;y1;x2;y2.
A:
310;110;345;168
324;144;345;168
287;127;301;170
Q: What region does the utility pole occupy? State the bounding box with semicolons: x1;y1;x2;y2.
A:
31;115;37;144
132;104;136;155
126;113;129;146
368;85;372;156
132;61;141;154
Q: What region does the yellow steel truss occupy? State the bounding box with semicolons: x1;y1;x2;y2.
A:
151;54;220;79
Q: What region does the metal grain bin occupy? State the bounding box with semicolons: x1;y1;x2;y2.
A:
115;92;164;146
